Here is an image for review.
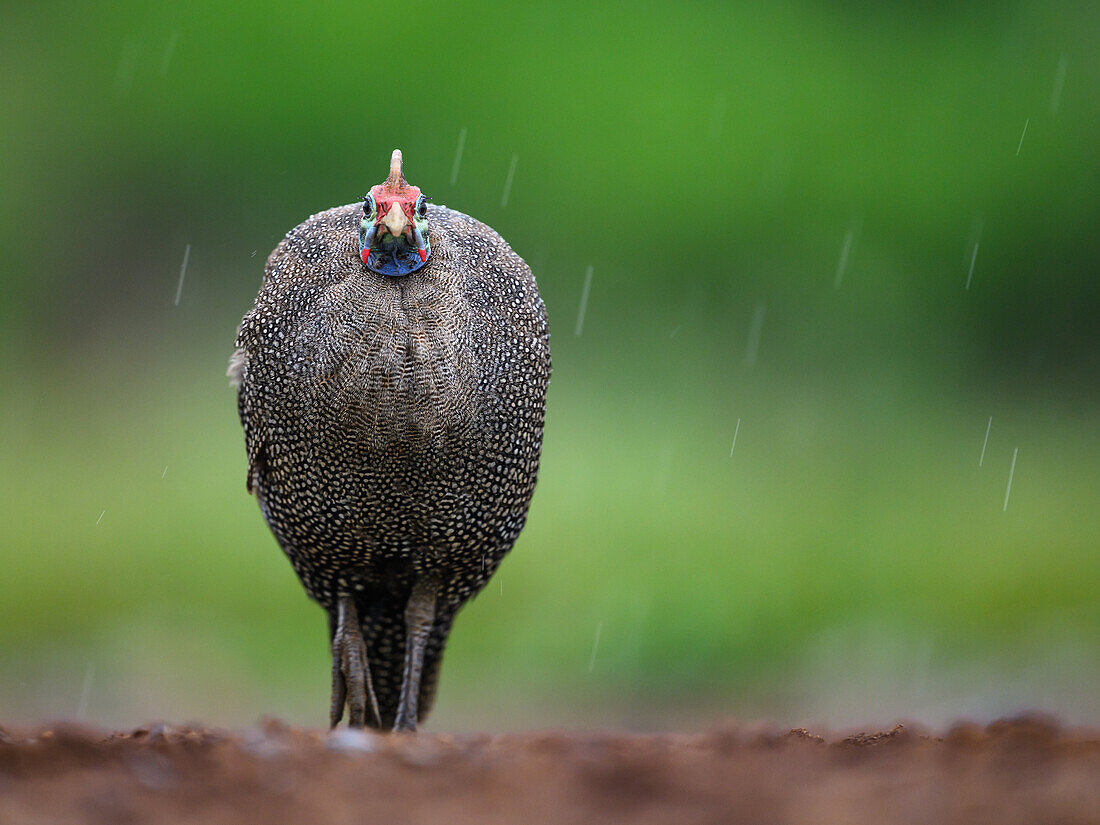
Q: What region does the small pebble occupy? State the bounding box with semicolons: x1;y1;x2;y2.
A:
327;728;381;754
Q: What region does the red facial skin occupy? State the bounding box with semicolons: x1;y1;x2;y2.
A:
366;183;423;237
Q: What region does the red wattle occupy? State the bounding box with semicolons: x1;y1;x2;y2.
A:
418;248;427;262
360;248;370;264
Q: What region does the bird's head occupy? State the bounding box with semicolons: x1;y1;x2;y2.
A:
359;149;431;276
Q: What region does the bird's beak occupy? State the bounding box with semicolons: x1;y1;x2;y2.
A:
381;201;408;237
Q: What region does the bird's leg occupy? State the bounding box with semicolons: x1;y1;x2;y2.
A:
392;574;440;733
329;594;381;729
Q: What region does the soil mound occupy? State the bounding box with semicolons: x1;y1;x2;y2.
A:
2;716;1097;824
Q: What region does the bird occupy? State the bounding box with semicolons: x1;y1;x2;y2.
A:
229;149;550;731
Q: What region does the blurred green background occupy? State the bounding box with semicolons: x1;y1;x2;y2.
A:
2;0;1098;731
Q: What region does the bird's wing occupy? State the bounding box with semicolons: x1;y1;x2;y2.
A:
228;344;268;494
227;346;247;389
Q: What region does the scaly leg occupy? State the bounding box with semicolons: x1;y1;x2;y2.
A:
329;594;381;729
392;575;440;733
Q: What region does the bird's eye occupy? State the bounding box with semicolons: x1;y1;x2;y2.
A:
363;195;376;218
415;196;427;219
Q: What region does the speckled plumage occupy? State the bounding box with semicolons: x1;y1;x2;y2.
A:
231;202;550;729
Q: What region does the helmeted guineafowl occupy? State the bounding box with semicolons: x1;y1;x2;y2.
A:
229;149;550;731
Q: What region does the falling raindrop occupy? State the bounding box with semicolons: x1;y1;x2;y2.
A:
729;418;741;457
744;301;766;366
588;621;603;673
77;663;94;718
175;244;190;306
834;226;858;289
979;417;992;467
575;265;593;337
500;154;518;207
1003;447;1019;511
966;242;980;291
160;31;178;77
450;127;467;185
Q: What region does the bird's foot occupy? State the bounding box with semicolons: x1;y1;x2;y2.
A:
330;595;381;729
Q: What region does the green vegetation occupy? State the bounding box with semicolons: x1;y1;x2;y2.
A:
1;0;1097;728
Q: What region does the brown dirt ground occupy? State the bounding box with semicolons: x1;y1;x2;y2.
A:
1;716;1098;825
